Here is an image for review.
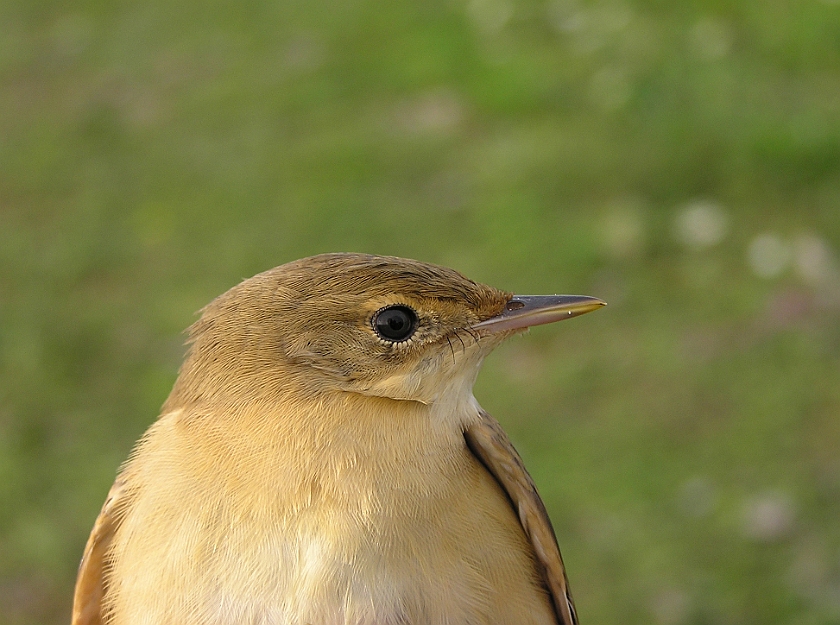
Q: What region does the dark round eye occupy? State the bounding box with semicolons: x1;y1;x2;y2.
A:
373;305;418;342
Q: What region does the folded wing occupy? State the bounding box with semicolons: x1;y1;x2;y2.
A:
72;477;128;625
464;409;577;625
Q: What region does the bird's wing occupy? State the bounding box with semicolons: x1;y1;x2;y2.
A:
72;476;128;625
464;409;577;625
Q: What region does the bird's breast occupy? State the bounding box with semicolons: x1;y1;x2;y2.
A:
105;401;555;625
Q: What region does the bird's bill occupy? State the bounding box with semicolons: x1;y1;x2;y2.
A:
472;295;606;334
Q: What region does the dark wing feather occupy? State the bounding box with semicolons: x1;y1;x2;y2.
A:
464;409;577;625
72;477;127;625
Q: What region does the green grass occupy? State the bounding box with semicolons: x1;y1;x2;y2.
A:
2;0;840;623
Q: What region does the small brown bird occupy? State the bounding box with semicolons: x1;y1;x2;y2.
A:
73;253;604;625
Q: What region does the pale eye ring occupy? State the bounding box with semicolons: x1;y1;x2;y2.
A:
372;305;418;342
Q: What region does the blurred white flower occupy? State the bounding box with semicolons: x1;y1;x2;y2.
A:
741;491;796;542
688;17;733;60
650;588;690;625
674;200;728;249
548;1;632;54
393;89;464;136
747;233;791;279
467;0;513;34
547;0;584;33
794;234;838;287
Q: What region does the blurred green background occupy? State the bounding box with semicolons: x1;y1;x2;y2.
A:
2;0;840;623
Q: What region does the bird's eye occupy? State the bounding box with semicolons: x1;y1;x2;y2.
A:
373;305;418;343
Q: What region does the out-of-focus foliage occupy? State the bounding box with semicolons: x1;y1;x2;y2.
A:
1;0;839;623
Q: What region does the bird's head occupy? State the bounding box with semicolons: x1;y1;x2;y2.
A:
167;254;603;410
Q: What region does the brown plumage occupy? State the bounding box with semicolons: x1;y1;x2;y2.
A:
73;253;603;625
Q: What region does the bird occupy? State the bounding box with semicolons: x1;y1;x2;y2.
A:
72;253;605;625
